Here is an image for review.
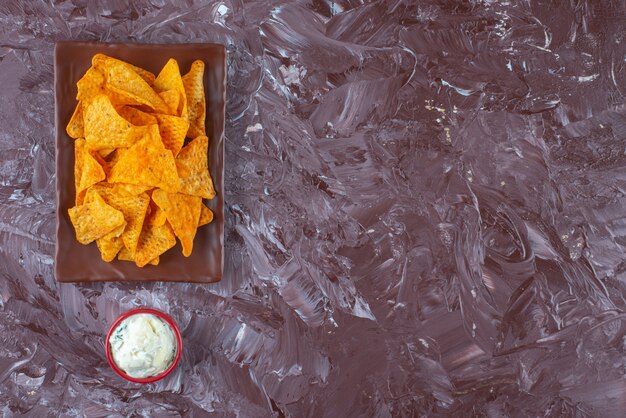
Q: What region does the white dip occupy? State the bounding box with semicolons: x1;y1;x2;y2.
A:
109;313;177;378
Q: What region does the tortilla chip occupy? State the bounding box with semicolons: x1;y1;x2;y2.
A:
198;203;214;226
182;60;205;138
117;183;152;195
152;190;202;257
102;149;124;172
76;66;106;102
76;65;141;108
154;59;182;93
74;139;106;205
117;106;158;126
134;223;176;267
68;192;125;245
83;94;148;150
74;139;86;205
158;90;181;116
117;246;133;262
93;151;110;177
156;114;189;156
104;60;170;114
154;59;187;118
96;223;127;262
176;135;215;199
105;222;125;238
92;54;156;85
87;187;150;255
146;203;167;227
117;248;159;265
109;125;180;192
85;182;151;200
67;102;84;139
98;148;116;159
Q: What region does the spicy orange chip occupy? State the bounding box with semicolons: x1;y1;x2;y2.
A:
104;60;170;114
102;148;124;172
77;68;138;108
92;54;156;85
117;247;159;265
134;223;176;267
154;59;187;118
66;102;84;139
117;106;158;126
116;246;133;262
106;222;126;238
121;194;150;255
86;186;150;255
152;189;202;257
109;125;180;192
155;114;189;156
182;60;206;138
98;148;116;159
68;192;125;245
198;203;214;226
85;182;151;199
158;90;181;116
154;59;183;93
93;151;110;178
76;66;106;102
116;183;152;195
97;235;125;262
74;139;106;205
83;95;148;150
146;202;167;227
73;139;86;204
175;135;215;199
96;222;127;262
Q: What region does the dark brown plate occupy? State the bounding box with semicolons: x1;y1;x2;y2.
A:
54;41;225;283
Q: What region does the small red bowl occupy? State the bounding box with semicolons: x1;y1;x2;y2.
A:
105;308;182;384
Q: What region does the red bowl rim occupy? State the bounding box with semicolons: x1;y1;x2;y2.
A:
105;307;182;384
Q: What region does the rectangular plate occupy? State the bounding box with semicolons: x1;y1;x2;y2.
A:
54;41;225;283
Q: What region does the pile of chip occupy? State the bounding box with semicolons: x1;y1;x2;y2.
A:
66;54;215;267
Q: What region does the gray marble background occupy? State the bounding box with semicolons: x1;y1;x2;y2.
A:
1;0;625;417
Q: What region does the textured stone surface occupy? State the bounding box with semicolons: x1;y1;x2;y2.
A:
0;0;625;416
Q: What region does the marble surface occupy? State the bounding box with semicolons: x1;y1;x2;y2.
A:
1;0;625;416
